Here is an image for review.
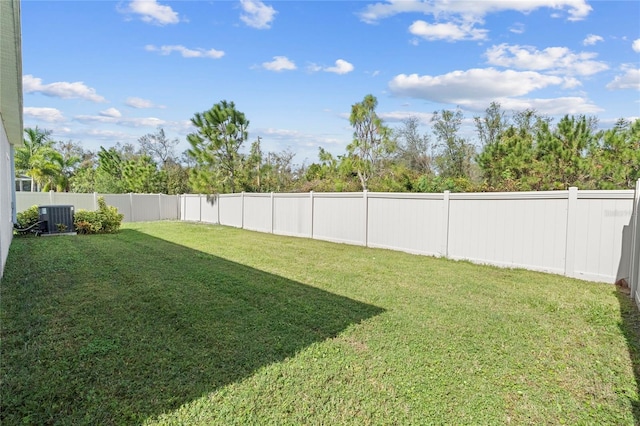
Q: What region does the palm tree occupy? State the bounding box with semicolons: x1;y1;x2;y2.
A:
15;127;63;192
52;141;82;192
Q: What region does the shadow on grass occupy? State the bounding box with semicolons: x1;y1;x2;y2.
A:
615;286;640;423
1;229;384;424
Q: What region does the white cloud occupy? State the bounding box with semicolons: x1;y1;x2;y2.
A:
120;0;180;25
306;63;323;73
509;23;525;34
389;68;566;103
75;114;166;128
583;34;603;46
86;129;136;139
388;67;602;115
324;59;354;75
126;97;164;109
240;0;277;29
307;59;354;74
487;97;602;115
23;75;106;103
378;111;434;124
100;108;122;118
633;39;640;53
254;127;347;161
145;44;224;59
358;0;591;24
262;56;296;72
485;44;608;76
562;77;582;89
606;66;640;90
409;20;487;41
23;107;66;122
263;128;304;138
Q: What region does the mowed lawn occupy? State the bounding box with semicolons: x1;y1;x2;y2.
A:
1;221;639;425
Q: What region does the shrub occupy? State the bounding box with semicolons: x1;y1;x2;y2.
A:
74;210;100;234
16;205;39;228
74;197;124;234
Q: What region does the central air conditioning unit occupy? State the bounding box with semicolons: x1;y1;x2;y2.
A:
38;205;76;235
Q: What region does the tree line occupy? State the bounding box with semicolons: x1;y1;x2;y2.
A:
15;97;640;194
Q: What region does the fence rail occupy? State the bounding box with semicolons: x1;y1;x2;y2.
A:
16;186;640;304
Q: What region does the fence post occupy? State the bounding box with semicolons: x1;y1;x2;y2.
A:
363;190;369;247
241;192;245;229
49;190;54;204
630;179;640;302
270;192;275;234
310;191;314;239
441;191;450;257
129;193;134;222
93;192;98;210
564;187;578;278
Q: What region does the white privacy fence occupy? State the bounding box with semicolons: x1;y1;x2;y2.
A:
16;191;179;223
16;185;640;304
179;188;639;292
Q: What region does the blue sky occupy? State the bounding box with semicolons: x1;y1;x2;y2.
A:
21;0;640;165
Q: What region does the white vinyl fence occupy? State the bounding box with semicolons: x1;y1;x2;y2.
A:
16;191;180;223
16;185;640;304
179;189;638;290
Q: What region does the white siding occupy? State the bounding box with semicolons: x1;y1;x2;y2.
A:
0;124;12;277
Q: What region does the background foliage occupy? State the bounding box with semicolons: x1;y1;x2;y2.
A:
15;100;640;195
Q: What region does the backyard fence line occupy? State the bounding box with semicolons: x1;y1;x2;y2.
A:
179;187;640;295
15;191;180;223
15;184;640;305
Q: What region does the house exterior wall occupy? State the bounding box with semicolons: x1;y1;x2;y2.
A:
0;0;23;279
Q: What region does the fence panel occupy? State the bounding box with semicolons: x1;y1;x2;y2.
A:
103;194;133;222
199;196;218;224
181;195;201;222
572;191;634;282
16;192;51;211
273;193;312;238
312;193;365;245
447;192;569;275
159;195;179;220
243;194;272;233
367;193;445;256
130;194;161;222
219;194;243;228
52;193;96;210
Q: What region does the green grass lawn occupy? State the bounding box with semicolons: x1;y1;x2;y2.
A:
2;221;639;425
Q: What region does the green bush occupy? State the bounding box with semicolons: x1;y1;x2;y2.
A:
74;197;124;234
16;205;39;228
